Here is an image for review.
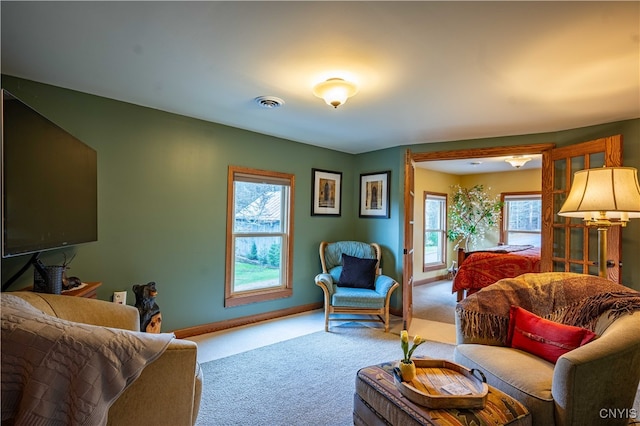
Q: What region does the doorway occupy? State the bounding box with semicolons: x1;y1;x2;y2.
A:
412;150;547;324
403;137;624;327
403;143;554;327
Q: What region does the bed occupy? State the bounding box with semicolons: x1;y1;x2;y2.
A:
452;245;541;301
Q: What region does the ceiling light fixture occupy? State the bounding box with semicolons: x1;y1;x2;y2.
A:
505;156;532;168
313;78;358;108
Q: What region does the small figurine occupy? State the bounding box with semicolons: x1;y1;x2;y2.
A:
132;281;162;333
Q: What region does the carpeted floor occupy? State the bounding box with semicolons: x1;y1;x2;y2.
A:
412;279;457;324
193;280;640;423
195;323;455;426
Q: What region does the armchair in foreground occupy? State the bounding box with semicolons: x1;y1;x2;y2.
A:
314;241;399;332
2;292;202;426
453;272;640;426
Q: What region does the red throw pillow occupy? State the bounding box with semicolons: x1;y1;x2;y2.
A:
507;306;597;363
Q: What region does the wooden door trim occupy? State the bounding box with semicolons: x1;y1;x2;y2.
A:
411;143;555;162
403;149;415;329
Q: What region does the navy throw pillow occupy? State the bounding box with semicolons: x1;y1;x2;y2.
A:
338;253;377;290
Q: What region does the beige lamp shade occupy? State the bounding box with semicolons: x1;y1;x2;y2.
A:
313;78;358;108
558;167;640;220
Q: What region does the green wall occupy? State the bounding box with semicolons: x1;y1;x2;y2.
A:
2;75;639;331
1;76;362;330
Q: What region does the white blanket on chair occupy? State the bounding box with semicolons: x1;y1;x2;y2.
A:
1;294;174;426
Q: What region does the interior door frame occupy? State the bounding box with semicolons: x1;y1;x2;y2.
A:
404;143;555;324
402;150;415;329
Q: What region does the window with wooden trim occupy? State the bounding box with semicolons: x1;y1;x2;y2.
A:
423;192;447;271
225;166;294;307
501;192;541;247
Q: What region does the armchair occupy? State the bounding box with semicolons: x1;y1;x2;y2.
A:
314;241;399;332
3;292;202;426
453;273;640;426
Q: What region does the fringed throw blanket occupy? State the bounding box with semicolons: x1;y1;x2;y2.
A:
1;294;174;426
456;272;640;345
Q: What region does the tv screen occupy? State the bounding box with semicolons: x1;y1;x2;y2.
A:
1;89;97;258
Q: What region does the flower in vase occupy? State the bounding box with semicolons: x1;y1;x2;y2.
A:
400;330;425;364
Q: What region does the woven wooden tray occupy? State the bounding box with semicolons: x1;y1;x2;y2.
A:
393;359;488;409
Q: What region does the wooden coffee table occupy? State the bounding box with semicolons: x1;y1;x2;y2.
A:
354;361;531;426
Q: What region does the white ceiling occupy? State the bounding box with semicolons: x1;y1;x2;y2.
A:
1;1;638;155
417;154;542;175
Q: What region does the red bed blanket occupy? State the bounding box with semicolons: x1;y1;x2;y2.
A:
452;246;540;295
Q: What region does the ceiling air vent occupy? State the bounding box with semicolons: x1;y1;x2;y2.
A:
255;96;284;109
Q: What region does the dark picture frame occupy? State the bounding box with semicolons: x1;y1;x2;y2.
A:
311;168;342;216
359;171;390;218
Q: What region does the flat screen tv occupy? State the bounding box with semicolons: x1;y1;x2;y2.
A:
1;89;97;258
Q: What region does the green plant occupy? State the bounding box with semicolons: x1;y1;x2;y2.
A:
447;184;502;250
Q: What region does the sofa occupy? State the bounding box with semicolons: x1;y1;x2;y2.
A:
2;291;202;426
453;272;640;426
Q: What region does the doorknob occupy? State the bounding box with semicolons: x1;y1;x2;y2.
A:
595;260;620;268
605;260;621;268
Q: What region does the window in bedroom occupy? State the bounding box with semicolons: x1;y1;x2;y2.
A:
501;192;542;247
423;192;447;271
225;166;294;307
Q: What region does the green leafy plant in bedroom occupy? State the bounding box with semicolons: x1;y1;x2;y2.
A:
447;184;502;251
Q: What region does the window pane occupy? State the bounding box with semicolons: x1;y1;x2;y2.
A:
507;232;541;246
424;193;446;269
570;228;584;261
506;199;541;231
553;227;565;258
590;152;605;168
234;236;282;291
424;231;443;264
425;199;442;229
554;159;566;190
554;193;566;225
570;263;584;274
234;181;283;233
504;194;541;247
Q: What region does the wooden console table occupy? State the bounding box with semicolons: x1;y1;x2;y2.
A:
22;281;102;299
62;282;102;298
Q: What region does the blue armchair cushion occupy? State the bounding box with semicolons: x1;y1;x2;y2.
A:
338;253;377;290
332;286;386;309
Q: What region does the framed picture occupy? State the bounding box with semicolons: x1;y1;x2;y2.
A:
359;171;390;218
311;168;342;216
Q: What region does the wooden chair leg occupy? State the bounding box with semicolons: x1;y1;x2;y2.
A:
384;308;390;332
324;307;330;332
